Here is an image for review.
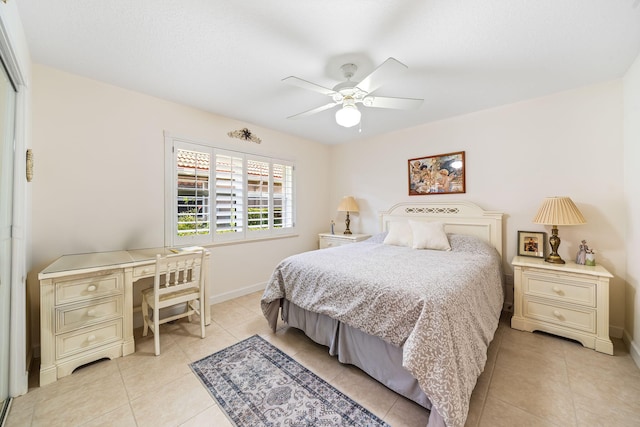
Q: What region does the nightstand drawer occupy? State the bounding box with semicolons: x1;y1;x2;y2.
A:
318;233;371;249
319;237;350;249
522;271;596;307
523;298;596;333
56;296;123;333
56;319;123;359
55;272;123;305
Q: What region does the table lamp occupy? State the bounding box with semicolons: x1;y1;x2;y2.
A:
337;196;359;235
532;196;586;264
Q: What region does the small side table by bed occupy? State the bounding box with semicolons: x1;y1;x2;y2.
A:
511;255;613;355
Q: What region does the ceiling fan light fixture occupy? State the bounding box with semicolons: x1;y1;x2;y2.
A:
284;57;422;125
335;104;361;128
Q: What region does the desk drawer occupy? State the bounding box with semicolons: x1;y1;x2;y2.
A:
56;319;123;359
523;298;596;333
522;269;596;307
133;258;203;279
55;272;123;305
56;296;123;333
133;265;155;278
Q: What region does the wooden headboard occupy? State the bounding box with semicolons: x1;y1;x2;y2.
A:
380;201;504;257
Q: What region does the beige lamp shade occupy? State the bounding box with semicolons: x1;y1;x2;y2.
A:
337;196;359;213
532;196;585;264
532;197;586;225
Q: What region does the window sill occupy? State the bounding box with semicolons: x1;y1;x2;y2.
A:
181;233;299;249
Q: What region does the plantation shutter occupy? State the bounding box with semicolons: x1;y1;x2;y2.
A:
247;157;270;232
175;147;211;242
273;162;294;230
214;151;245;239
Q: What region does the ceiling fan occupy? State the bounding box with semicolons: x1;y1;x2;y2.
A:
283;57;424;128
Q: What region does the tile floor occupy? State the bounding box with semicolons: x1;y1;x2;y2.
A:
5;291;640;427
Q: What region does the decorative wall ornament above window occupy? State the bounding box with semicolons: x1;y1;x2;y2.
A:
227;127;262;144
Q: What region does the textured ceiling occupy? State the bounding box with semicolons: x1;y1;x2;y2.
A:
15;0;640;145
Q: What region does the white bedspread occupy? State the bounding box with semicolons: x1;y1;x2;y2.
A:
261;234;503;427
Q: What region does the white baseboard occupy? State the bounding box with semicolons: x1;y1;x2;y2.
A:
623;330;640;370
209;282;267;305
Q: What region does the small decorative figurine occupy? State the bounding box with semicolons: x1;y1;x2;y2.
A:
576;240;596;265
585;248;596;266
330;220;335;235
575;240;588;265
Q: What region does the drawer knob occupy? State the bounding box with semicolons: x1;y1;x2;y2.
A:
142;268;150;274
553;310;562;318
87;309;96;317
87;334;96;342
552;286;561;293
87;285;97;292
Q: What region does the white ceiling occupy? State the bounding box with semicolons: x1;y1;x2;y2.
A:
15;0;640;145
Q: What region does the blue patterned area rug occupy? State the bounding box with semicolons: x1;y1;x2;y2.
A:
190;334;389;427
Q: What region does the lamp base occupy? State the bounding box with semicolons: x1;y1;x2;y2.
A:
344;212;352;234
545;225;565;264
545;254;565;264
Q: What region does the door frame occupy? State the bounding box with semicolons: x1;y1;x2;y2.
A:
0;4;30;398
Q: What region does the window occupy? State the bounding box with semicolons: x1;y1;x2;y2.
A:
166;136;295;246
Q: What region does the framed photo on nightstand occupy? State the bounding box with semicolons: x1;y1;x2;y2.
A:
517;231;546;258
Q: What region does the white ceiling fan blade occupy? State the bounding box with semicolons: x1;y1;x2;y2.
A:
355;57;408;94
282;76;336;96
363;96;423;110
287;102;338;119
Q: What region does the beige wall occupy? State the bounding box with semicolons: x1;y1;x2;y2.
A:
330;81;627;335
29;64;331;344
623;53;640;366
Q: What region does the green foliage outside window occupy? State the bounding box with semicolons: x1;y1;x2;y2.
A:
248;207;268;230
177;209;210;236
247;207;283;229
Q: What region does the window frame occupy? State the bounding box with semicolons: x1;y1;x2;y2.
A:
165;134;296;247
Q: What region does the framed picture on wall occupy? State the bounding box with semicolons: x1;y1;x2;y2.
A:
408;151;465;195
517;231;546;258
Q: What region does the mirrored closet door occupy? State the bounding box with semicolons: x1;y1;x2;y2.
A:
0;56;16;419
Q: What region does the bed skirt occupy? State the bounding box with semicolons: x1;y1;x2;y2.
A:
266;298;447;427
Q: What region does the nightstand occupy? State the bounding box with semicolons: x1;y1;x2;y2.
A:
318;233;371;249
511;256;613;354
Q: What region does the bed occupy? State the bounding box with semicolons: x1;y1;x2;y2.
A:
261;201;504;427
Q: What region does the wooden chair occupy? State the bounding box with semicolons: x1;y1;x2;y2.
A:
141;250;206;355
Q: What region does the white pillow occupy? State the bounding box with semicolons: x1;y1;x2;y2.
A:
409;220;451;251
383;221;413;247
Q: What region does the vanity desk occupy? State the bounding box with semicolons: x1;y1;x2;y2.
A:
38;247;211;386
